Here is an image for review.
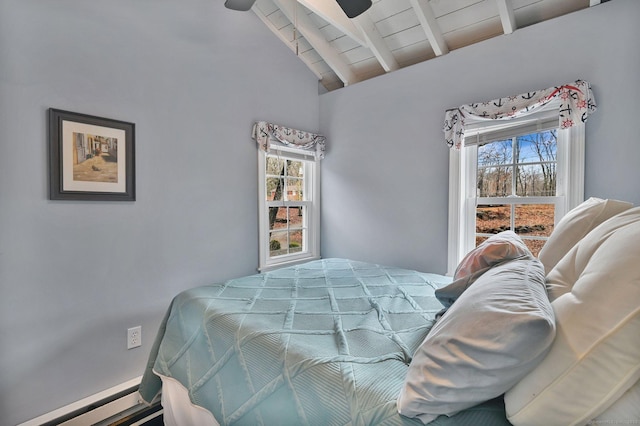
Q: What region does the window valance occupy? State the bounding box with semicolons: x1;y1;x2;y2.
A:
443;80;597;150
252;121;325;160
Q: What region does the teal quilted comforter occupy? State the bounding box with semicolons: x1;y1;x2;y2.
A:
139;258;511;425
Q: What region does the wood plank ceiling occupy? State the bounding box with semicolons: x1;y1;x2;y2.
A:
250;0;605;92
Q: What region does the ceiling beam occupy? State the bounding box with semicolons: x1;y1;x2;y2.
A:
495;0;517;34
409;0;449;56
273;0;358;85
296;0;367;46
299;0;397;73
252;6;323;80
353;13;399;72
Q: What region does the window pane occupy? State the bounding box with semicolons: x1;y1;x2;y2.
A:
515;204;554;238
288;206;304;228
476;204;511;234
286;178;303;201
517;130;557;164
269;207;287;230
515;164;556;196
515;130;557;197
287;160;303;178
269;231;288;257
267;177;283;201
478;139;512;167
266;158;285;176
289;230;303;253
477;166;512;197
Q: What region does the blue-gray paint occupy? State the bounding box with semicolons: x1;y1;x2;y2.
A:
0;1;319;424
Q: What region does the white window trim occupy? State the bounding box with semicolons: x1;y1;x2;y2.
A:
258;145;320;272
447;118;585;276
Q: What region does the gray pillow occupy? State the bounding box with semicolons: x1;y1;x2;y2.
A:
398;258;555;424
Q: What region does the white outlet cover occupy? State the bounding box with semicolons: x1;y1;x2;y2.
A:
127;326;142;349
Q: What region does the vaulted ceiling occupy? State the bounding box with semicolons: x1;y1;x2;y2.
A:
248;0;606;92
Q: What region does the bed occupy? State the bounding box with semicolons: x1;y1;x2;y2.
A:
139;198;640;425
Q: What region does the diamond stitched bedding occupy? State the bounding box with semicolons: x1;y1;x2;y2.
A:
139;258;511;425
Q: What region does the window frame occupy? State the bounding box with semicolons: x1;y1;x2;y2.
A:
447;109;585;275
258;145;320;271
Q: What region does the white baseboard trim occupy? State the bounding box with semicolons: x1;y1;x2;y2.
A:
18;376;144;426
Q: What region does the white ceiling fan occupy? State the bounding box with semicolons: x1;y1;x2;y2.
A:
224;0;372;18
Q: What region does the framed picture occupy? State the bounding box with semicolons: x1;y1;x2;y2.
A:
49;108;135;201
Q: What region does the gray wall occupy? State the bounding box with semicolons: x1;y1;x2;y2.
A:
0;1;320;424
319;0;640;274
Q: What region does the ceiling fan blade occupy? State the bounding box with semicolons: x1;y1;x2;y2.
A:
224;0;257;11
335;0;372;18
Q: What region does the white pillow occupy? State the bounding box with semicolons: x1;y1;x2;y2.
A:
436;231;532;308
537;197;632;274
591;379;640;423
398;258;555;424
505;207;640;425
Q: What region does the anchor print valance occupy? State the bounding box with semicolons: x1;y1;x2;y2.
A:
443;80;597;150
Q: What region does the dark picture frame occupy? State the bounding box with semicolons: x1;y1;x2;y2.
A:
49;108;135;201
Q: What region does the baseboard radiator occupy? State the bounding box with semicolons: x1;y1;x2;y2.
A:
19;377;162;426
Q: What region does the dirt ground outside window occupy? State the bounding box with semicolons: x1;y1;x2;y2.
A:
476;204;555;257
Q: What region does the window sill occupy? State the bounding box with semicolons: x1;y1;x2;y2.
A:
258;255;321;273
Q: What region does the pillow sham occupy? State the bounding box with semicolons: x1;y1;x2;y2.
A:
505;207;640;425
398;257;555;424
537;197;632;274
453;230;531;280
436;231;532;308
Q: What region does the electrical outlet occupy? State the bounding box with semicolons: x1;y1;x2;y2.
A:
127;326;142;349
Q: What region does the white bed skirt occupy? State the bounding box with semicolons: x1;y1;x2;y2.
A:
159;374;219;426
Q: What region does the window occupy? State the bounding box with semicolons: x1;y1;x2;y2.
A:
475;124;558;255
448;110;585;275
258;146;320;271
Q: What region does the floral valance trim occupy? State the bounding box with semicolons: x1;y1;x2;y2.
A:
443;80;597;150
252;121;325;160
